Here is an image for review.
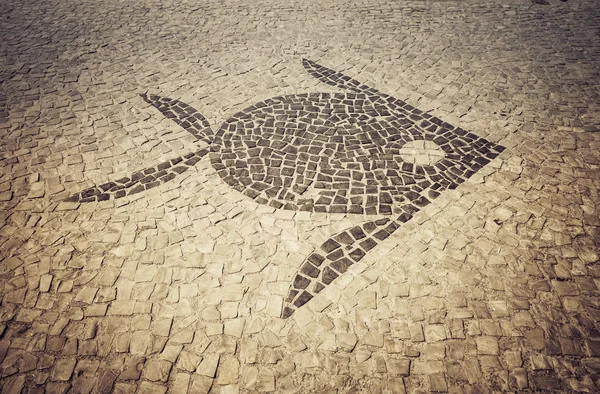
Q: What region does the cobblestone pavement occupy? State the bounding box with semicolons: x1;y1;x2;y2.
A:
1;0;600;392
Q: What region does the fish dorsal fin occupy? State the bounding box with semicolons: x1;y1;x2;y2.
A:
302;58;381;96
140;94;213;145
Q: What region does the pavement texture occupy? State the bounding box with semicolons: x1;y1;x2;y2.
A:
1;0;600;392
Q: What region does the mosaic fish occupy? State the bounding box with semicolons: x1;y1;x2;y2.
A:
67;59;505;318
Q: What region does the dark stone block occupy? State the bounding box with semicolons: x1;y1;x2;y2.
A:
282;307;295;319
385;222;400;234
349;226;366;240
293;291;313;307
531;373;562;391
157;162;171;171
321;267;339;285
98;182;116;192
293;275;311;289
374;218;390;226
145;181;160;190
184;157;201;166
172;166;188;174
428;190;440;199
414;196;430;207
349;248;366;262
269;200;283;209
109;185;124;192
128;185;145;195
252;182;269;192
308;253;325;267
255;197;269;205
321;239;341;253
379;204;392;214
131;172;144;182
373;230;390;241
331;258;354;274
286;290;299;303
140;175;155;184
161;173;177;183
363;222;377;233
404;204;419;214
154;170;168;179
360;238;378;252
365;206;378;215
348;205;364;214
243;189;260;199
330;205;347;214
334;232;354;245
326;249;344;261
314;283;325;293
81;188;100;198
300;262;320;278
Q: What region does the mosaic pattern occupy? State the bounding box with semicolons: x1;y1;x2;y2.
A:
67;59;505;318
65;97;211;202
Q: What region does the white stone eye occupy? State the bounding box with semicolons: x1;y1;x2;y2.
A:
398;140;446;166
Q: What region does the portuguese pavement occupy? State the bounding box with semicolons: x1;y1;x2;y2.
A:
1;0;600;392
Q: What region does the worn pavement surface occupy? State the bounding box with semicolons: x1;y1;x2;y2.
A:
1;0;600;392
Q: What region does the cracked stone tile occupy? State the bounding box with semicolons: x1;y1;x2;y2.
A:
2;0;600;392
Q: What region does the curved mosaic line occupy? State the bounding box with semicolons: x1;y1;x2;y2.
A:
65;95;212;203
282;212;413;318
67;59;505;318
139;94;213;144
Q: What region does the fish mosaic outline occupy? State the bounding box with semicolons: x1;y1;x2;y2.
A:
67;59;505;318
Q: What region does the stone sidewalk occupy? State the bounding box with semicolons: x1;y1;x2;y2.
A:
1;0;600;392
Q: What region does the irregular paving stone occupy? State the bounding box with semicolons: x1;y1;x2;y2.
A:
51;358;76;381
424;325;447;342
1;375;26;394
216;355;240;385
362;332;384;347
2;1;600;393
190;375;214;394
388;378;407;394
176;351;202;373
197;355;220;378
97;370;119;394
336;333;358;352
119;357;146;381
240;340;259;364
476;336;500;355
137;381;167;394
531;372;562;391
387;359;411;377
143;359;172;382
429;373;448;392
172;373;191;393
